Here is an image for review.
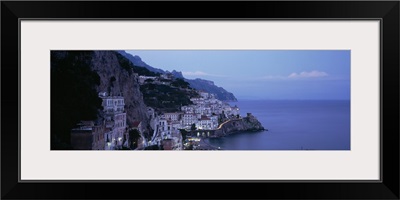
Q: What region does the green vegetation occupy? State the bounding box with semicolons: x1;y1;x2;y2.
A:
179;129;188;141
128;129;141;149
191;123;197;131
51;51;102;150
116;51;202;113
140;82;198;112
171;78;191;89
144;78;154;83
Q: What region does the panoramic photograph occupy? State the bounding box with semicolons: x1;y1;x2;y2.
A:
51;50;350;150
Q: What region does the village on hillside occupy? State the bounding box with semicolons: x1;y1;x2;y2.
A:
70;73;241;151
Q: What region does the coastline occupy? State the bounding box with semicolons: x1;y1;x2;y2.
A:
205;100;351;150
213;115;265;137
197;138;221;150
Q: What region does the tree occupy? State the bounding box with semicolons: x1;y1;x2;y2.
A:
129;129;141;149
179;129;188;141
191;123;197;131
171;78;190;89
144;78;154;83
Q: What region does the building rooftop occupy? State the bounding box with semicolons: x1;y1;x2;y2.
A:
100;96;125;100
164;112;183;115
132;121;141;128
200;116;211;120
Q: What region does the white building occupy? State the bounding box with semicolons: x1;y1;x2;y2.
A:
210;115;219;129
203;106;212;116
208;98;220;104
159;118;168;132
163;112;182;122
160;73;173;80
194;105;204;115
199;91;210;99
231;105;240;116
181;105;194;113
190;97;205;105
197;115;213;130
182;113;198;128
101;93;125;114
171;121;182;131
138;76;157;84
99;92;127;150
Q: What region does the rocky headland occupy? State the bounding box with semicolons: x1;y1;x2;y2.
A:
214;113;265;137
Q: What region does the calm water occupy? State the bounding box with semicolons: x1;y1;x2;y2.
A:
206;100;350;150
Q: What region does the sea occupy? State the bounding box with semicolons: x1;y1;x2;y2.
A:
206;100;351;150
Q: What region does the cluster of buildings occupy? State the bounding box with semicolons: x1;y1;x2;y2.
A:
181;91;240;130
70;92;129;150
70;89;241;151
147;91;240;149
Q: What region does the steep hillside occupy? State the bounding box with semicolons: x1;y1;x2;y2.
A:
119;51;237;101
51;51;150;149
117;50;165;74
187;78;237;101
90;51;149;127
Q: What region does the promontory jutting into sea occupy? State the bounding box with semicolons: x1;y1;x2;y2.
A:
51;50;351;150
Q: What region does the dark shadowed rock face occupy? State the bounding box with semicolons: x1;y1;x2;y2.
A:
117;50;165;74
90;51;149;130
51;51;153;148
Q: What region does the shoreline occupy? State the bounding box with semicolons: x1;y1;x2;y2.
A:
209;128;266;139
196;138;221;150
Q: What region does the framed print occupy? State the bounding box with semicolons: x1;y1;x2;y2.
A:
2;1;399;200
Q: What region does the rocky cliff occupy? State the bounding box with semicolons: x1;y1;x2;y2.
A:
90;51;149;130
118;51;237;101
117;50;165;74
214;114;265;137
51;51;152;149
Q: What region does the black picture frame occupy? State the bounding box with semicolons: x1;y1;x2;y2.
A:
2;1;399;199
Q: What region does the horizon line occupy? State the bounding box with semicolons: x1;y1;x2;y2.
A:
230;98;351;101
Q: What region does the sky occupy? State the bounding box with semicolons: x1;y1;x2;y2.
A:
126;50;350;100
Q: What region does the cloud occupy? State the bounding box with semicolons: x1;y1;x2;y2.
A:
182;71;227;77
288;70;328;78
258;70;329;81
